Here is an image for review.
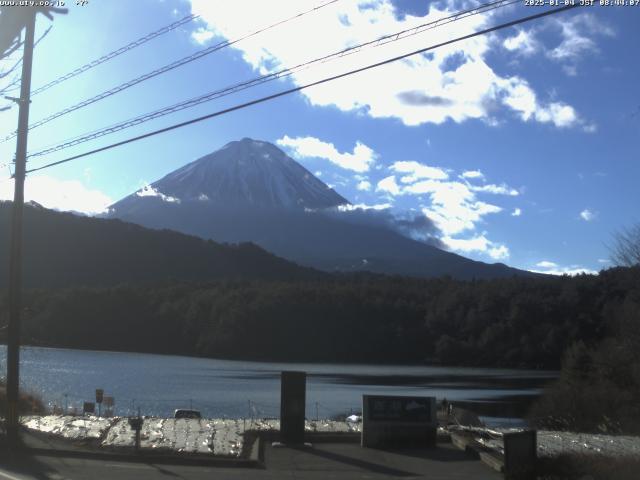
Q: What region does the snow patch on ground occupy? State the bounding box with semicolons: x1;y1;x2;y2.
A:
21;415;114;440
103;418;243;456
21;416;361;457
26;416;638;460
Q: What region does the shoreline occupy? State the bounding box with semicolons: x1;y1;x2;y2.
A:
0;342;561;372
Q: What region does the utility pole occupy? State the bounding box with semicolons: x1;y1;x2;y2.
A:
6;8;36;446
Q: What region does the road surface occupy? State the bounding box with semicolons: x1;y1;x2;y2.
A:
0;442;501;479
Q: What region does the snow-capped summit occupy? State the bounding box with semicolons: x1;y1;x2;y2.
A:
114;138;348;211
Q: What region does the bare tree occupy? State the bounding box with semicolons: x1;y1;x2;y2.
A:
610;223;640;267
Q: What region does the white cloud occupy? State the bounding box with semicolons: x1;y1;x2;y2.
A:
412;180;501;235
461;170;484;180
279;141;517;260
499;14;615;76
532;262;597;276
443;234;509;260
536;260;557;268
511;207;522;217
499;76;578;128
535;102;577;128
277;135;377;172
470;183;518;196
488;244;510;260
356;179;371;191
390;160;448;182
136;184;181;203
580;208;595;221
503;29;538;56
376;175;401;196
337;202;392;211
0;176;113;215
191;27;215;44
375;160;514;237
425;196;501;237
443;235;488;253
399;176;501;236
189;0;583;129
547;14;615;63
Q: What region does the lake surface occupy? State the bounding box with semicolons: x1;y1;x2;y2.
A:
0;346;556;425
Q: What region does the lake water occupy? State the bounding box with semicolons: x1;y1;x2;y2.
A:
0;346;556;425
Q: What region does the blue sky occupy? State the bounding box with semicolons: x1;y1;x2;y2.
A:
0;0;638;275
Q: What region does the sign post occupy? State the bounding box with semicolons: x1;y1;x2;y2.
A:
95;388;104;417
128;415;144;452
103;395;115;417
361;395;437;448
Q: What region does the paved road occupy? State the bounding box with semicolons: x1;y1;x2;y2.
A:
263;442;502;479
0;443;501;479
0;458;254;480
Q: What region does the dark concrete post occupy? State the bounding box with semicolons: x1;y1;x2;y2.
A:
5;8;36;448
504;430;537;480
280;371;306;444
128;416;144;452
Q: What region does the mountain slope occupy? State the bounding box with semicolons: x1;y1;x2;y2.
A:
108;138;533;280
112;138;348;212
109;201;524;279
0;202;320;288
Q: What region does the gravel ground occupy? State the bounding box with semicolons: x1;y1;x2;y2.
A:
452;425;640;458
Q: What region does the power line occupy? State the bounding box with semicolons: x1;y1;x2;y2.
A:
0;0;341;143
0;75;21;97
25;5;581;176
0;14;23;59
30;14;198;96
27;0;519;159
0;27;24;96
28;0;514;157
2;25;50;71
0;54;25;81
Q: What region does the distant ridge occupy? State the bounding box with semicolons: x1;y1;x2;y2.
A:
0;201;320;288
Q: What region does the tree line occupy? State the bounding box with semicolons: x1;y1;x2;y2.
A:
1;266;637;370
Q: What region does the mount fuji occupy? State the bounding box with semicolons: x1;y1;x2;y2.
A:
108;138;531;279
123;138;348;210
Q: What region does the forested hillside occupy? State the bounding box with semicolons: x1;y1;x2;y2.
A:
0;202;321;288
3;266;638;369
